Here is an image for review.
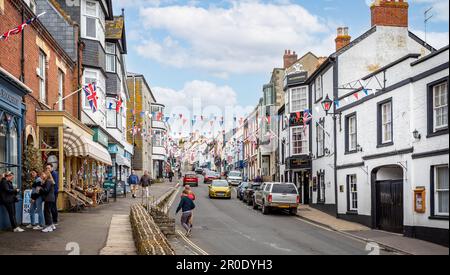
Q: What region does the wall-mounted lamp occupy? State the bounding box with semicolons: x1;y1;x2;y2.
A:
413;129;422;140
324;148;331;155
357;144;363;152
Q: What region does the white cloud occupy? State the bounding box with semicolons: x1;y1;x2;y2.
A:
135;1;335;75
411;29;449;49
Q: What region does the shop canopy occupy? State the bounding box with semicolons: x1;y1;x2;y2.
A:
115;154;131;168
64;130;113;166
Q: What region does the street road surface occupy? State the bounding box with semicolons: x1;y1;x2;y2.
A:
170;175;396;255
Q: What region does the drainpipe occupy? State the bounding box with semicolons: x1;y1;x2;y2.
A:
332;56;339;218
20;8;25;82
76;24;83;120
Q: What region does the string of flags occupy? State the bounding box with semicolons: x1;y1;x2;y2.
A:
0;12;46;41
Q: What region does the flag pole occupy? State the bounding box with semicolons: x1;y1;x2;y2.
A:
52;86;84;110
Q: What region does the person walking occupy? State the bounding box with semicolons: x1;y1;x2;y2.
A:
46;164;59;225
39;171;56;233
168;169;174;183
140;170;152;200
176;190;196;237
28;169;45;230
0;172;24;232
128;170;139;199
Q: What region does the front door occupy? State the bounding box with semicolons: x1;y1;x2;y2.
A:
376;180;404;234
303;173;310;205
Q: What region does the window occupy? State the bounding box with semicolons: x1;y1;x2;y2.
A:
292;127;308;155
291;87;308;112
433;82;448;131
84;71;97;109
106;43;116;73
38;51;46;103
58;70;64;111
29;0;37;14
85;1;98;39
152;130;163;147
317;119;325;157
348;175;358;211
106;98;117;128
263;84;274;106
346;114;357;153
315;76;323;102
378;99;393;146
317;171;325;203
434;165;449;216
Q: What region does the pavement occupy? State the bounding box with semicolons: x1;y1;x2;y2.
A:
296;205;449;255
167;176;397;255
0;181;177;255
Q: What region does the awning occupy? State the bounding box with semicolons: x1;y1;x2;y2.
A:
115;154;131;168
64;130;113;166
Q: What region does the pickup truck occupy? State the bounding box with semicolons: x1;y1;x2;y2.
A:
253;182;299;215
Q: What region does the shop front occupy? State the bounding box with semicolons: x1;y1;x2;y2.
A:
0;68;29;230
286;156;311;205
36;111;112;210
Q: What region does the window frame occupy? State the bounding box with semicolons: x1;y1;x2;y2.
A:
290;86;308;113
291;126;308;156
427;77;449;138
317;170;325;204
316;118;325;158
377;98;394;147
431;165;449;218
106;42;117;73
38;50;47;104
347;174;358;212
314;75;323;103
57;69;64;111
345;112;358;154
84;0;101;40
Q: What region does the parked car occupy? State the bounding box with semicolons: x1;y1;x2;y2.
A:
195;168;204;175
242;182;261;205
204;170;220;183
236;182;250;200
208;180;232;199
227;170;243;186
253;182;299;215
183;172;199;187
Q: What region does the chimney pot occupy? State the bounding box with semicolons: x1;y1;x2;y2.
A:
335;27;351;51
371;0;409;28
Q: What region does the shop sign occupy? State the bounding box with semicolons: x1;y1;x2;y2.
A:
108;144;119;154
93;128;109;148
286;71;308;86
0;86;22;114
287;157;311;170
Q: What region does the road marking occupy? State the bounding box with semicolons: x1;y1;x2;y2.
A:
176;230;209;255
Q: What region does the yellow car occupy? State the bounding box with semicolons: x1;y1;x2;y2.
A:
209;180;232;199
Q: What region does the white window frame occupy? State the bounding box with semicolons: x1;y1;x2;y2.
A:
435;165;449;216
317;120;325;157
290;86;308;113
433;82;448;132
315;76;323;102
38;51;46;104
381;101;392;144
106;97;117;128
291;127;308;156
106;42;116;73
348;115;357;151
349;175;358;211
83;69;105;114
58;70;64;111
84;0;98;39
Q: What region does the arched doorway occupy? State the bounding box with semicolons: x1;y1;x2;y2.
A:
371;165;404;234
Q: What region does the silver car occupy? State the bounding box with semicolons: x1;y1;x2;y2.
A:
227;170;243;186
253;182;299;215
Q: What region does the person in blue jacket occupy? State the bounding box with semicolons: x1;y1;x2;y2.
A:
176;190;196;237
128;170;139;199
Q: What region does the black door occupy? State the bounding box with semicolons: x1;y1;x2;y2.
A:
303;174;310;205
376;180;404;234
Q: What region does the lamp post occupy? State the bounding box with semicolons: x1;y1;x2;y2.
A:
321;94;341;218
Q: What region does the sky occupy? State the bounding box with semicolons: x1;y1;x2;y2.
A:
111;0;449;136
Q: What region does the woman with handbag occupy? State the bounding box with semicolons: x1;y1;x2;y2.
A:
27;169;45;230
39;171;56;233
0;171;24;232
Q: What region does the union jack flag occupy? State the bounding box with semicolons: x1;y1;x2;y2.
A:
0;12;45;41
83;83;98;113
303;109;313;133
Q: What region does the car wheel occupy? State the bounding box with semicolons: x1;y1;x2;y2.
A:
262;203;270;215
252;199;258;210
290;208;298;216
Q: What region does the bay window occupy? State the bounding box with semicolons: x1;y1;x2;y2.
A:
291;87;308;113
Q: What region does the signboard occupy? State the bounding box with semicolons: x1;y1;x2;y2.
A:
22;190;38;224
93;128;109;148
287;157;311;170
108;144;119;154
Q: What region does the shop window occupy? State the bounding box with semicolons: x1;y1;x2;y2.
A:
0;114;19;188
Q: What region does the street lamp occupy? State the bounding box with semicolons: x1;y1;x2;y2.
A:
321;95;333;115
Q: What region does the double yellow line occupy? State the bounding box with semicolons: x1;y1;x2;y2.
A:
176;230;209;255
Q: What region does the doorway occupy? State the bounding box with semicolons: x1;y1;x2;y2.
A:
372;166;404;234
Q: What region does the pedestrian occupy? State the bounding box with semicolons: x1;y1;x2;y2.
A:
45;163;59;225
27;169;45;230
128;170;139;199
0;172;24;232
182;185;196;226
176;190;196;237
168;169;174;182
39;171;56;233
140;170;152;199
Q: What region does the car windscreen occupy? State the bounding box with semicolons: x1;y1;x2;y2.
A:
250;184;261;190
229;172;241;177
271;184;298;194
212;181;229;187
241;182;249;188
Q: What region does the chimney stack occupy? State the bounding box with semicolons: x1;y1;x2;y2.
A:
283;50;298;69
335;27;351;51
371;0;409;28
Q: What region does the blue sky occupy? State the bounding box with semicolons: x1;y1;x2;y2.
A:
111;0;448;134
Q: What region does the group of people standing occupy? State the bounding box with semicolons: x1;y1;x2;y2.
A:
0;164;59;233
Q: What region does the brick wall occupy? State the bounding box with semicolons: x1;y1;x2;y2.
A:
0;0;78;131
371;0;409;28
